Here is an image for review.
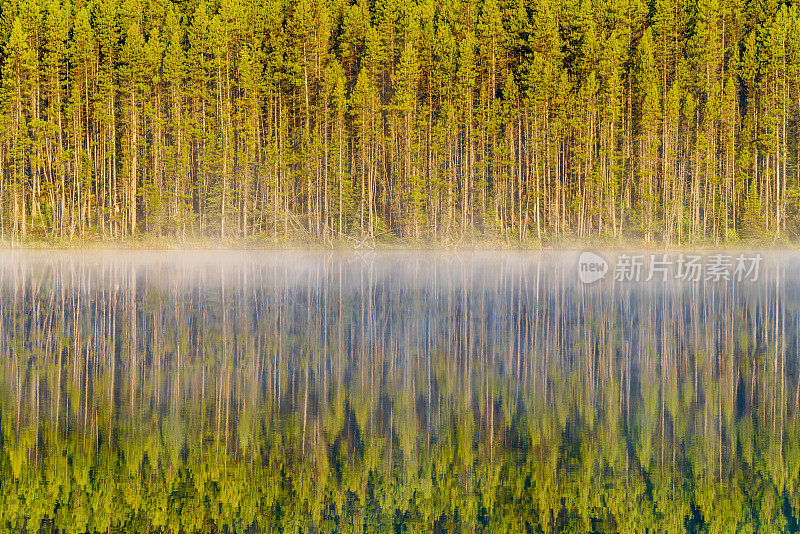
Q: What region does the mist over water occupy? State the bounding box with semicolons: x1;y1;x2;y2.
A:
2;251;800;532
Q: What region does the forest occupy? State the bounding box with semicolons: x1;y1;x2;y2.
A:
2;0;800;244
1;254;799;531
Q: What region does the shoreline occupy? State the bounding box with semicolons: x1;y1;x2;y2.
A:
0;235;796;252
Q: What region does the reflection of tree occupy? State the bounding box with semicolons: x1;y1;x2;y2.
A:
0;253;799;531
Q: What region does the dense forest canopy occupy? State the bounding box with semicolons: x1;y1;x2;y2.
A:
1;0;800;243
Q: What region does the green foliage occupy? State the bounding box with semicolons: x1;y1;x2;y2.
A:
0;0;797;243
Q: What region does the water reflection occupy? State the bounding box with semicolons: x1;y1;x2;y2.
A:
1;251;799;532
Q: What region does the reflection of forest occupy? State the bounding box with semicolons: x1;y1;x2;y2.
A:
0;252;798;532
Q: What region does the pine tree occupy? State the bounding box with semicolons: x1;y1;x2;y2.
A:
394;38;422;236
328;59;355;237
93;0;118;238
119;19;145;235
2;17;37;239
162;5;187;237
41;0;69;238
186;1;213;235
636;28;661;243
457;31;477;235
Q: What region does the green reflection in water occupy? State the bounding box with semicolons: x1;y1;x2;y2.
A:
0;251;799;533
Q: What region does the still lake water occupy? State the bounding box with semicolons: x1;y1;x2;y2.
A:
1;250;799;532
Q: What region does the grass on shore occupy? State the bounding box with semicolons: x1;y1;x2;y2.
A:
0;230;796;251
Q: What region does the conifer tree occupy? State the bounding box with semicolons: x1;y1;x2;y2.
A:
636;28;660;243
2;18;36;239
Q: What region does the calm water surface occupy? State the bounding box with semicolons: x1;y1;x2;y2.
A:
1;250;799;532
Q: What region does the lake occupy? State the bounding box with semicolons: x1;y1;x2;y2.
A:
1;250;798;532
